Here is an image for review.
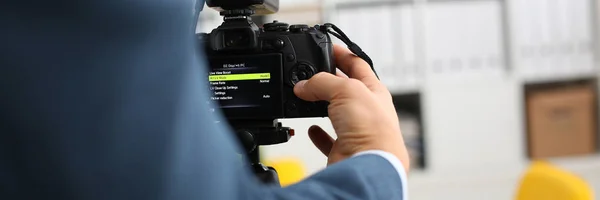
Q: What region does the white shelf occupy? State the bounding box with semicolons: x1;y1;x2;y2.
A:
299;0;598;175
507;0;597;80
196;2;599;194
327;2;423;92
422;0;507;81
518;72;598;84
264;0;600;198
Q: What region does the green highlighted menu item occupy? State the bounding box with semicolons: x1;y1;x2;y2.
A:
209;73;271;82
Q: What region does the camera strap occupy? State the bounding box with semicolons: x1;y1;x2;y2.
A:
317;23;379;80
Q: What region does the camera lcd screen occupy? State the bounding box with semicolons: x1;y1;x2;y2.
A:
208;54;283;119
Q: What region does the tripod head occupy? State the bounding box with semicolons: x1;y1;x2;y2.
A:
230;119;294;186
230;120;293;154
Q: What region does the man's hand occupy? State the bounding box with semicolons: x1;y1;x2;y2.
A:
293;44;410;172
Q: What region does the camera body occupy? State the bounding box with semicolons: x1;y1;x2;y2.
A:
199;17;335;121
197;0;364;185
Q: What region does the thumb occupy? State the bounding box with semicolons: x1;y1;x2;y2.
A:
294;72;347;102
308;125;334;156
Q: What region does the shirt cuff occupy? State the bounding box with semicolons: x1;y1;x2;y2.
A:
352;150;408;200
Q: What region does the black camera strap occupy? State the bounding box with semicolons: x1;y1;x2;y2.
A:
317;23;379;80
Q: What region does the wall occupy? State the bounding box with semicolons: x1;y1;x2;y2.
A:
262;0;532;176
196;0;600;198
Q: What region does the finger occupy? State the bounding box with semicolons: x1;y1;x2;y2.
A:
308;125;334;156
294;72;349;102
333;44;378;83
336;68;349;78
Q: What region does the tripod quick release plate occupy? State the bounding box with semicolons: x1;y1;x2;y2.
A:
233;121;293;153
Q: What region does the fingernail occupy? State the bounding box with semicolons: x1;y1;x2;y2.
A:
294;81;307;94
295;80;307;88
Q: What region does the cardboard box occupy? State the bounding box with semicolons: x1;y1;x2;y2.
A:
526;82;598;158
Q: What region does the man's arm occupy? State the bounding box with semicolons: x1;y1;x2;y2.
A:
272;154;405;200
0;0;407;199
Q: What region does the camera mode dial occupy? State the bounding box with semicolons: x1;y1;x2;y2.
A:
289;24;310;33
264;20;289;32
291;63;316;85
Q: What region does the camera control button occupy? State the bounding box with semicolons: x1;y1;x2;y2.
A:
264;20;289;32
290;24;310;33
290;64;316;85
298;71;308;80
273;39;285;49
291;72;300;85
298;65;307;71
286;54;295;62
262;39;284;51
299;64;316;77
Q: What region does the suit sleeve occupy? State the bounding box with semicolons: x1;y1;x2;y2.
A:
269;154;405;200
0;0;405;200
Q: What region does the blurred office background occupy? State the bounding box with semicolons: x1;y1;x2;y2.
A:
198;0;600;199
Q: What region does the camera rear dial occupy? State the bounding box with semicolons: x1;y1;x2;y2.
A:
290;63;316;85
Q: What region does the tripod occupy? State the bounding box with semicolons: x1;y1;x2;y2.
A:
249;148;280;185
231;119;293;186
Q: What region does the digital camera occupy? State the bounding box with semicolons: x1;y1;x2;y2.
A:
198;0;335;121
196;0;374;186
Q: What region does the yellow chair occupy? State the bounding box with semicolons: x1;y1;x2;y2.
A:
516;161;594;200
263;158;306;187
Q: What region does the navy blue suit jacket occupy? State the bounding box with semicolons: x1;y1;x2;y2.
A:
0;0;404;199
